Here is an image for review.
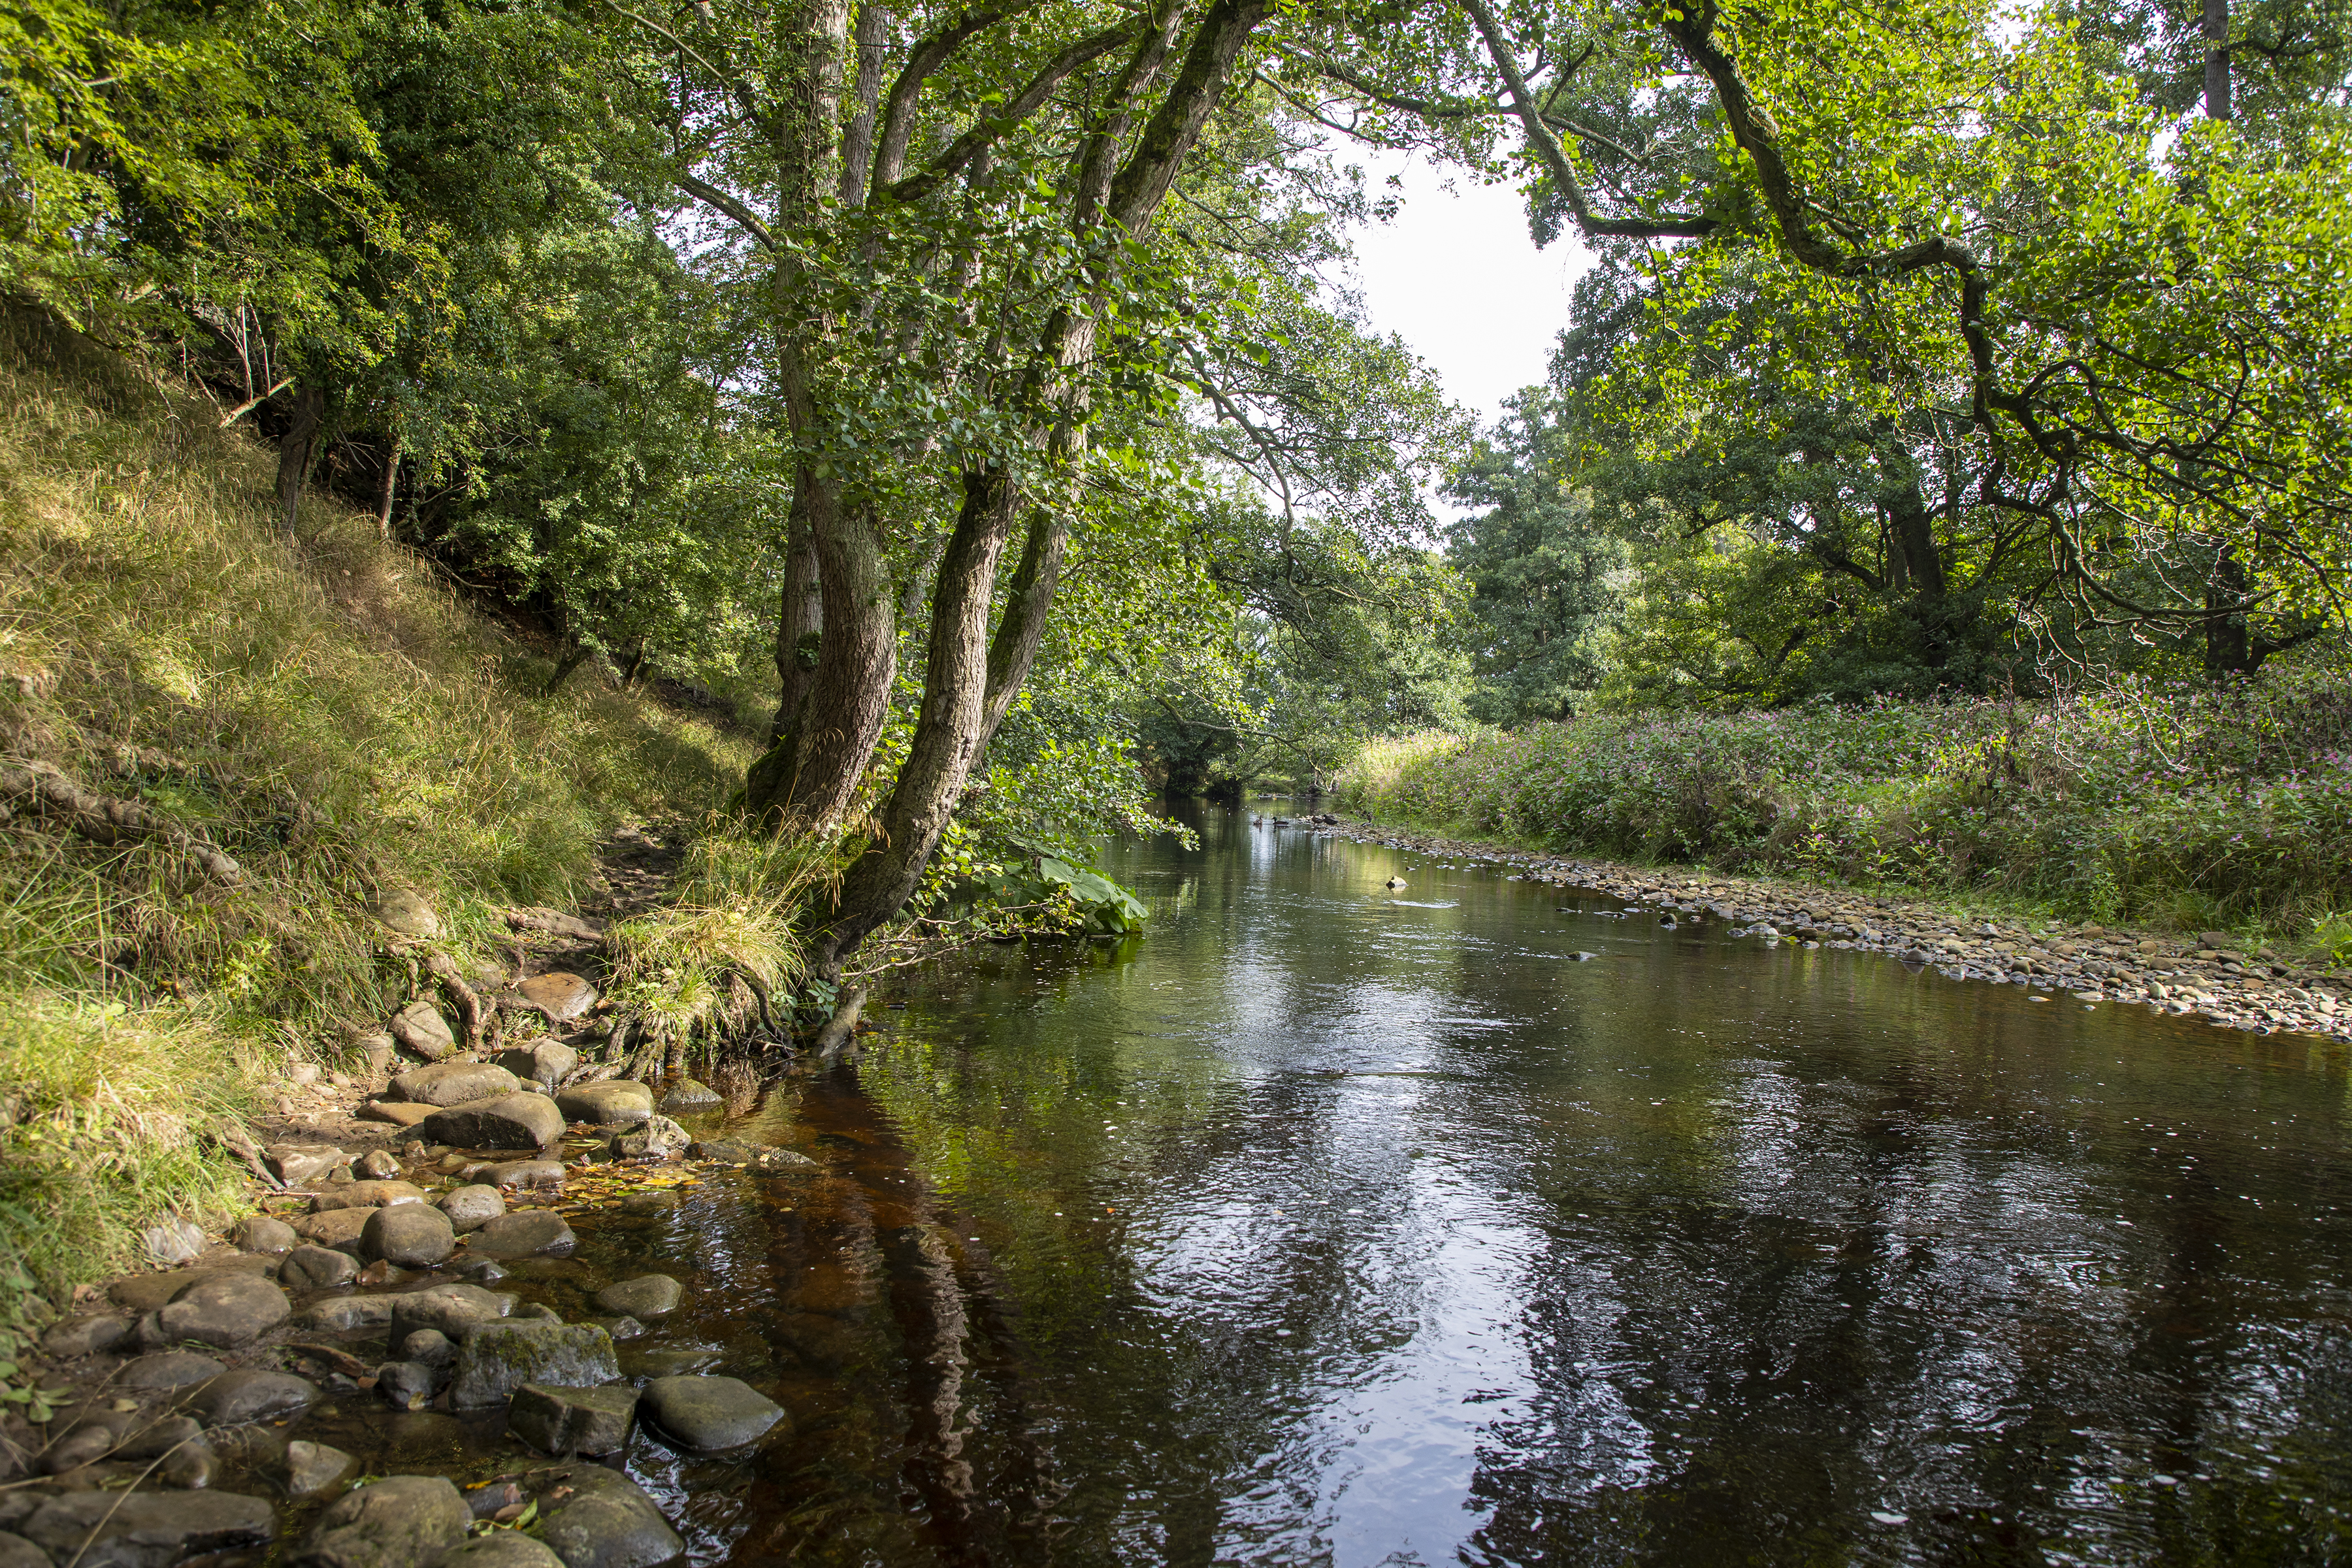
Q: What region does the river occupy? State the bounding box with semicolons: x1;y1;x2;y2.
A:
493;808;2352;1565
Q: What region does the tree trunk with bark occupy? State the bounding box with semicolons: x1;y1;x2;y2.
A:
275;384;327;540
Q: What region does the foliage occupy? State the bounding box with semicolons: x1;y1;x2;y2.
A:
602;823;825;1039
1337;672;2352;949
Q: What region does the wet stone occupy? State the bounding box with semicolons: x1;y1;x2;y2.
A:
376;1361;438;1411
267;1143;349;1184
41;1426;118;1474
659;1079;721;1112
158;1271;289;1348
120;1351;227;1391
610;1116;687;1161
619;1191;679;1216
280;1245;361;1292
484;1160;567;1191
555;1081;655;1126
420;1092;565;1149
449;1322;617;1409
689;1140;818;1173
436;1535;567;1568
281;1439;354;1498
619;1347;723;1379
0;1534;44;1568
529;1465;683;1568
391;1061;522;1107
639;1375;788;1452
509;1382;638;1456
159;1442;216;1488
399;1328;456;1366
594;1275;682;1320
234;1215;299;1254
363;1203;455;1267
589;1316;646;1341
113;1414;203;1462
23;1489;275;1568
294;1296;393;1333
470;1210;576;1259
387;1282;510;1345
439;1184;505;1232
188;1369;320;1428
295;1474;470;1568
43;1314;130;1358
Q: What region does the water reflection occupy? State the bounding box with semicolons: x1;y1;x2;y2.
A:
670;807;2352;1565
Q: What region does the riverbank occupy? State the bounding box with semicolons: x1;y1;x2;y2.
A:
1298;813;2352;1045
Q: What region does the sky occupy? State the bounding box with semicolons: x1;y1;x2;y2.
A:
1343;154;1593;432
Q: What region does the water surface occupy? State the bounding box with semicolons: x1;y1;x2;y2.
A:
583;810;2352;1564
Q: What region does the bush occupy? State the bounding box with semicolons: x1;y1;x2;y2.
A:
1337;679;2352;951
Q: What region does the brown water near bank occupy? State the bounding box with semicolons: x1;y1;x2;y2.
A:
267;806;2352;1563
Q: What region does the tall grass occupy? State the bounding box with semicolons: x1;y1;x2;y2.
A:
1337;679;2352;955
0;307;760;1290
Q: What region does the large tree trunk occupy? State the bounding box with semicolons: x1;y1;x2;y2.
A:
767;489;823;745
2204;0;2231;121
808;468;1019;962
376;432;402;542
275;384;327;539
2203;546;2253;677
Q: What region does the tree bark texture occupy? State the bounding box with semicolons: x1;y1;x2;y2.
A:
275;384;327;539
2204;0;2232;120
376;433;402;542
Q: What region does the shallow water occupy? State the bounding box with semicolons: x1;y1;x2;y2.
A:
328;809;2352;1565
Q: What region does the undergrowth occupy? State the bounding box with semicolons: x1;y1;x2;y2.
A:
0;306;759;1296
1337;681;2352;963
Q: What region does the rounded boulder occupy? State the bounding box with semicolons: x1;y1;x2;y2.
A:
362;1203;456;1268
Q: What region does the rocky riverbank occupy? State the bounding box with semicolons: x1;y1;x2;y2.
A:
1294;815;2352;1044
6;1033;826;1568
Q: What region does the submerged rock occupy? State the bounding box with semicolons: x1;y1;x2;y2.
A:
293;1296;393;1332
449;1322;617;1409
280;1439;355;1498
529;1465;682;1568
638;1375;787;1452
386;1281;510;1345
470;1210;575;1258
593;1275;682;1320
295;1475;470;1568
659;1079;721;1112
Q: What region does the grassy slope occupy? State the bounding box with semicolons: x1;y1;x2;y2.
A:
1337;688;2352;966
0;307;759;1296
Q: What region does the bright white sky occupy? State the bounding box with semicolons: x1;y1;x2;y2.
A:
1343;154;1592;432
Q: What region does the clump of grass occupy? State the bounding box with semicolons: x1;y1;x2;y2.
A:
604;823;833;1056
0;306;762;1293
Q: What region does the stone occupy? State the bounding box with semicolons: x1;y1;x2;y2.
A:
267;1143;350;1185
483;1160;568;1191
390;1002;457;1062
435;1535;567;1568
510;1301;561;1322
361;1100;434;1128
297;1475;470;1568
497;1041;580;1089
465;1482;524;1521
688;1141;819;1173
142;1216;205;1265
589;1316;646;1342
470;1210;575;1258
555;1082;655;1126
188;1369;320;1428
593;1275;682;1320
639;1375;786;1452
659;1079;721;1112
158;1443;218;1488
344;1028;399;1080
279;1245;361;1292
375;889;442;939
42;1314;130;1358
610;1117;688;1161
294;1213;371;1260
355;1149;402;1180
514;972;598;1022
114;1415;203;1461
233;1215;299;1254
529;1465;683;1568
293;1296;395;1332
23;1490;275;1568
110;1271;204;1312
281;1439;355;1498
419;1092;564;1149
157;1273;289;1348
310;1179;431;1212
387;1282;511;1345
439;1184;506;1232
42;1425;119;1473
449;1322;617;1409
391;1062;523;1107
0;1535;44;1568
399;1328;456;1366
363;1203;455;1267
508;1383;639;1456
376;1361;438;1410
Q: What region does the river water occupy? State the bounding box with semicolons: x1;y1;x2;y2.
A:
545;809;2352;1565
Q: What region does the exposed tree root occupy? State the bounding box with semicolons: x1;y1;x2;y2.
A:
0;759;243;883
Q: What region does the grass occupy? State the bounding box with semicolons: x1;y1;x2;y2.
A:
0;304;762;1299
1337;682;2352;965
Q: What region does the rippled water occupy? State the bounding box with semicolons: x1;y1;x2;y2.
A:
323;809;2352;1565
